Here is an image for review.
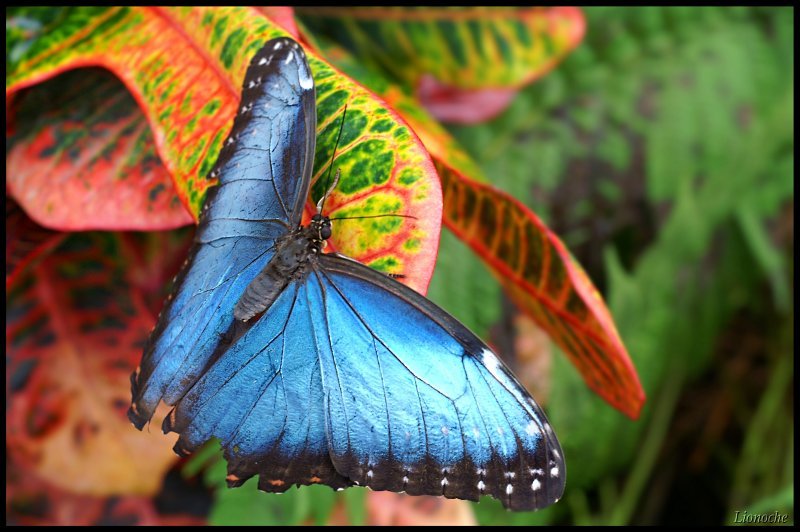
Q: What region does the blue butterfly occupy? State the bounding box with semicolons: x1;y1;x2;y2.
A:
128;36;564;511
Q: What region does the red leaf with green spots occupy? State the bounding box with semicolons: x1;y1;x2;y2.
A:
6;232;181;496
312;37;645;419
7;68;192;231
298;7;585;123
6;6;441;292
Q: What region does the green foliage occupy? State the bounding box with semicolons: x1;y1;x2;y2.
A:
187;441;362;525
427;229;502;339
449;6;793;525
187;438;375;525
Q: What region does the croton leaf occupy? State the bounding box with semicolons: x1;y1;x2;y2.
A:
7;68;192;231
6;6;441;292
6;198;65;289
298;7;585;123
6;232;179;496
439;168;645;420
310;36;645;419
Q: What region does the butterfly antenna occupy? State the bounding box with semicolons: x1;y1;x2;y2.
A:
331;213;418;221
317;105;348;214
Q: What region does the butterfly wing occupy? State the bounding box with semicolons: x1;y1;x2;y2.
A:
161;280;351;492
127;35;563;511
129;37;316;428
309;254;565;511
157;252;563;510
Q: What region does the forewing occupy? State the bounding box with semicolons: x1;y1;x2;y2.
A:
309;255;565;511
129;37;316;428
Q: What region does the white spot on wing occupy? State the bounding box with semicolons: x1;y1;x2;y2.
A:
298;63;313;90
525;420;538;436
477;480;485;492
532;478;541;491
284;49;294;64
553;449;561;460
258;57;268;66
506;484;513;495
550;466;559;478
441;478;448;487
482;348;501;377
274;40;284;50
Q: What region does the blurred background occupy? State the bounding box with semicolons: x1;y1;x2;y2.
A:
426;6;794;525
6;6;793;526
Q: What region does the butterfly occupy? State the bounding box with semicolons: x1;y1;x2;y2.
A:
128;36;564;512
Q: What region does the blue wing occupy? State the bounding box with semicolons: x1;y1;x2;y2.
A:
161;280;350;492
310;255;565;511
159;252;563;510
127;36;562;511
129;37;316;428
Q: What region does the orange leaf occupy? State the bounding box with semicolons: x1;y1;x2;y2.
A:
438;166;645;419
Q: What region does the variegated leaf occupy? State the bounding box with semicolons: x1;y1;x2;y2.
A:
6;6;441;292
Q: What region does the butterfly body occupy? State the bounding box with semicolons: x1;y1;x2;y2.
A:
234;214;332;322
129;36;565;511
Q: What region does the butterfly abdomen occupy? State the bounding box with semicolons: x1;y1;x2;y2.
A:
234;232;316;322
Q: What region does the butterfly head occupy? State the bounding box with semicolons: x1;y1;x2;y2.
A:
310;213;332;243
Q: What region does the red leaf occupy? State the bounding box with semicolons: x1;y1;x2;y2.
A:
7;68;193;231
416;75;518;124
6;233;180;495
